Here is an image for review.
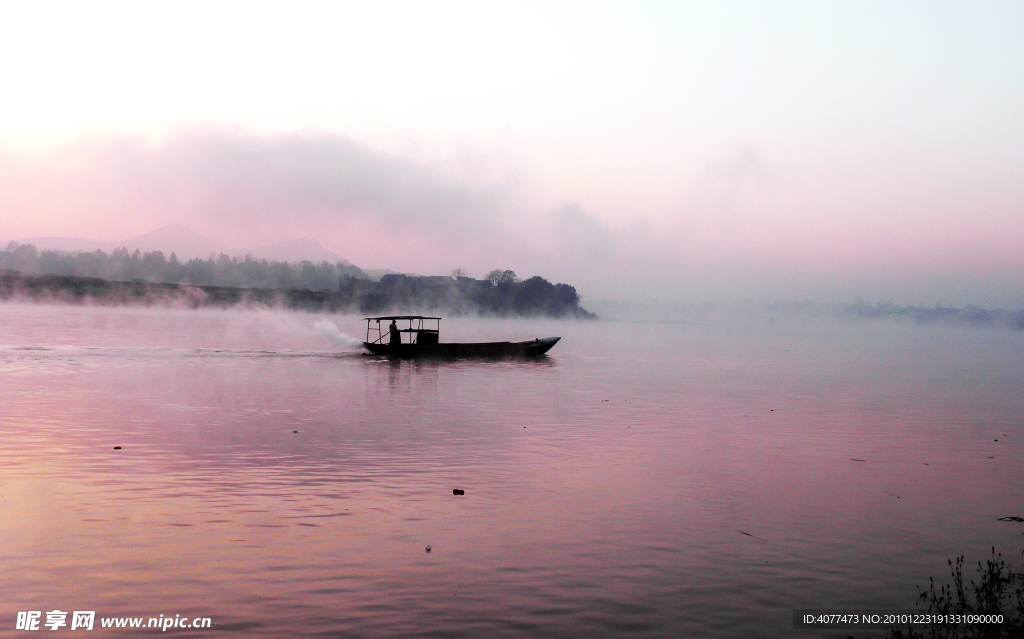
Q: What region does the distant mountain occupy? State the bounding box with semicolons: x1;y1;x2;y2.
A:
120;225;232;259
8;234;109;254
245;238;347;264
15;225;231;261
13;226;354;266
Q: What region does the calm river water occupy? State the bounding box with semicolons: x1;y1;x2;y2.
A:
1;304;1022;638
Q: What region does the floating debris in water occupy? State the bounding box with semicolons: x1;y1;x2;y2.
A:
453;489;465;496
737;530;753;537
425;545;431;553
998;516;1024;522
850;458;866;462
113;446;122;450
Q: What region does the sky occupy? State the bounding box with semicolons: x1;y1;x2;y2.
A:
1;1;1022;306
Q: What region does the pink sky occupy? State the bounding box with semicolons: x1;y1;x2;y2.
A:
1;3;1022;306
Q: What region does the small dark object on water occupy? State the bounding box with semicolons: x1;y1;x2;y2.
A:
850;458;865;462
293;431;298;433
113;446;121;450
453;489;465;496
998;516;1024;522
425;545;431;553
987;456;994;459
738;530;753;537
994;438;999;441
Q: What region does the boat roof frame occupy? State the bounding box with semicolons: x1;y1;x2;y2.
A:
365;315;442;321
364;315;440;345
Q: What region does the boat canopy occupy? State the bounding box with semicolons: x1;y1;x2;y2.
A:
365;316;441;345
365;315;442;321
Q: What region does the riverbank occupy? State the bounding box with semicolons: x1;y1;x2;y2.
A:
0;270;595;318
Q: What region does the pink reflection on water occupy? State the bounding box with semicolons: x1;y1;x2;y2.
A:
1;304;1022;637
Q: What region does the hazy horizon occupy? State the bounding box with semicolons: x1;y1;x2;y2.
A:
1;3;1022;307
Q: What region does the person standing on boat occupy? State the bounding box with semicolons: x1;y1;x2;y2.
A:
389;319;401;346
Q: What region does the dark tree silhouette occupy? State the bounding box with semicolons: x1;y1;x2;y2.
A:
0;243;595;318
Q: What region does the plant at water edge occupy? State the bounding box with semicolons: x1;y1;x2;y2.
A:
887;547;1023;638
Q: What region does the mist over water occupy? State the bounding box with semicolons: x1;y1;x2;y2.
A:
1;303;1022;638
586;298;1024;332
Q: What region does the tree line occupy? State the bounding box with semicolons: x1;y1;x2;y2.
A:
0;243;595;318
0;242;367;291
353;272;593;318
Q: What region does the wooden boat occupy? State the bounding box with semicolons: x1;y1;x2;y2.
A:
362;316;560;358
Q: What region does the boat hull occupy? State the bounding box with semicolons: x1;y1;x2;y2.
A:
363;336;560;358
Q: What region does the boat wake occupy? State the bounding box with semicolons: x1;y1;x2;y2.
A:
0;345;363;362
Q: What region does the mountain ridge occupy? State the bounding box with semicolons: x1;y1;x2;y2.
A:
11;225;354;265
